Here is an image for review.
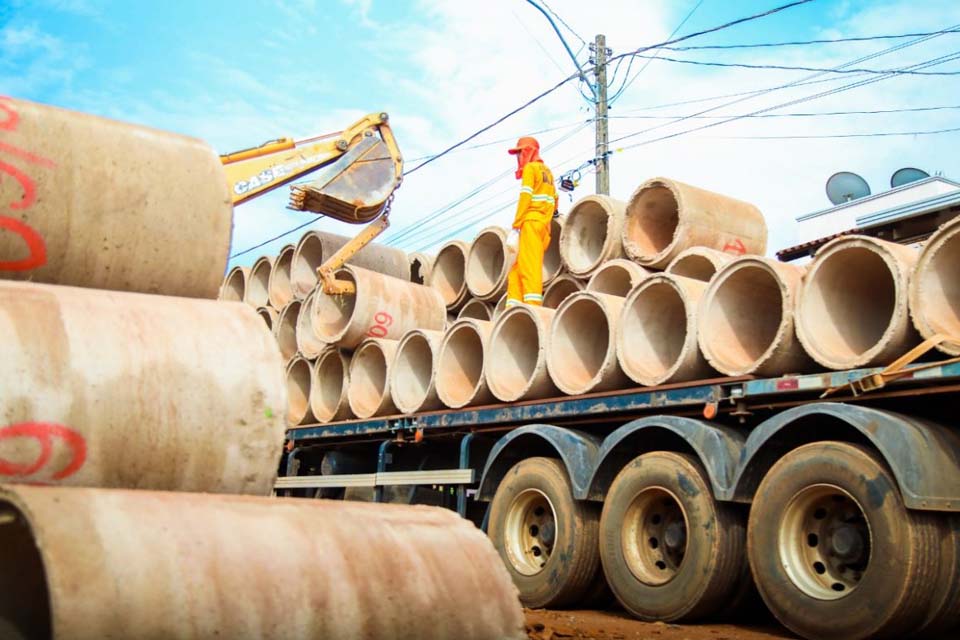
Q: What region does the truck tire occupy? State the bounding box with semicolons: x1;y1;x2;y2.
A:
488;456;601;608
747;441;940;640
918;515;960;636
598;451;746;621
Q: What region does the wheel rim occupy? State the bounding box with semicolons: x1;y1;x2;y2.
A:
620;487;688;586
503;489;557;576
779;483;872;600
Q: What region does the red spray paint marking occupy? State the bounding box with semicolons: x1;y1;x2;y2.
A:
366;311;394;338
722;238;747;255
0;422;87;480
0;215;46;270
0;98;18;131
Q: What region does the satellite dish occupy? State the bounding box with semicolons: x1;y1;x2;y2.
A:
890;167;929;188
826;171;871;205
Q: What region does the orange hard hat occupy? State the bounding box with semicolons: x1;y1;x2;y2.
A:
508;136;540;155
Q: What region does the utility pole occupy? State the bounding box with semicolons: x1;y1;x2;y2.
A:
591;34;610;195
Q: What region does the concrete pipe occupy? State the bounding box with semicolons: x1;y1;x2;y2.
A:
494;294;508;320
391;329;445;414
458;298;494;321
256;306;278;332
312;265;446;350
428;240;470;311
559;195;626;275
543;215;564;285
348;338;400;419
286;355;316;426
0;485;526;640
665;246;736;282
310;349;353;423
268;244;296;309
543;273;585;309
436;319;495;409
547;291;630;395
0;280;285;495
586;258;651;297
617;274;715;386
486;305;558;402
699;257;815;377
296;287;328;359
796;235;921;370
466;226;516;301
910;217;960;355
623;177;767;269
276;299;302;361
219;266;249;302
409;252;433;285
244;255;273;308
291;230;408;299
0;98;232;298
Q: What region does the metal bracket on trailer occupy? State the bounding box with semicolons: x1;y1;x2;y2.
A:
273;469;475;490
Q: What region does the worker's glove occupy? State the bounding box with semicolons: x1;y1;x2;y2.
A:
506;229;520;250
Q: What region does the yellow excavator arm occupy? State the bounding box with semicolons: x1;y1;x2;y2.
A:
220;112;403;294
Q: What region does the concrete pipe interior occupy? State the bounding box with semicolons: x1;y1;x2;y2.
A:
410;256;429;285
621;282;686;381
393;334;434;412
277;301;302;360
439;325;485;406
468;232;506;296
669;255;717;282
286;358;312;424
270;247;295;307
256;307;274;331
459;299;492;321
221;268;245;302
0;504;50;640
552;297;609;390
625;185;679;258
702;265;782;372
433;245;466;305
312;271;357;341
350;344;390;417
803;247;897;361
247;259;271;307
589;264;634;297
489;310;539;397
313;351;347;422
564;199;613;273
543;218;562;281
292;233;324;291
544;278;582;309
917;231;960;338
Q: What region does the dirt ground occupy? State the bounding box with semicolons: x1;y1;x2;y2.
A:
525;609;796;640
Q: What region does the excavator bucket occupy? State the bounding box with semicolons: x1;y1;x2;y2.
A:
288;131;402;223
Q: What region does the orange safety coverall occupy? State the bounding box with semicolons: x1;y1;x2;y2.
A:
506;142;558;307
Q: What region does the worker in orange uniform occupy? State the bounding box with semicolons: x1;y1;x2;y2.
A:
505;136;558;307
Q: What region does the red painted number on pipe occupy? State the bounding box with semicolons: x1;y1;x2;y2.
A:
0;422;87;480
722;239;746;255
367;311;394;338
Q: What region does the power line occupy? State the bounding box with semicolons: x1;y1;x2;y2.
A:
662;28;960;51
608;104;960;119
229;217;317;260
711;125;960;140
623;52;960;75
539;0;586;46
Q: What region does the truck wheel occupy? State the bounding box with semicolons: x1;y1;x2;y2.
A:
748;441;940;640
598;451;746;621
918;515;960;636
488;457;601;608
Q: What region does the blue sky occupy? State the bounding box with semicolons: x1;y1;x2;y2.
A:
3;0;959;267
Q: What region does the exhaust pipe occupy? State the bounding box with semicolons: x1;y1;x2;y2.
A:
286;355;316;426
543;216;564;285
623;177;767;268
311;349;353;423
276;299;302;362
296;287;329;359
409;252;433;285
666;246;735;282
910;216;960;355
291;230;409;299
458;298;494;321
244;255;273;308
436;319;495;409
559;195;626;276
256;306;278;331
391;329;445;414
268;244;296;309
486;305;558;402
543;273;585;309
219;266;249;302
466;226;515;301
429;240;470;311
348;338;400;419
585;258;651;297
699;257;814;376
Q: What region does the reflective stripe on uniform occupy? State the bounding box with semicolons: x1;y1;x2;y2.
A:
530;194;555;201
519;186;533;194
523;293;543;302
505;298;522;307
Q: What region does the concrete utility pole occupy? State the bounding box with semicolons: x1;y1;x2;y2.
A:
592;34;610;195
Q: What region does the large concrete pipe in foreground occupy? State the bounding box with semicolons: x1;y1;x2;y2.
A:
910;216;960;355
291;230;408;299
547;291;631;395
268;244;296;309
466;226;516;301
617;274;714;386
458;298;494;321
219;266;249;302
312;265;446;349
0;485;526;640
0;98;232;298
666;246;736;282
0;280;285;494
296;288;328;359
286;356;316;426
699;257;814;377
494;294;508;319
244;255;273;308
276;299;302;361
543;273;585;309
256;306;278;332
796;235;920;370
348;338;400;419
543;216;564;285
436;319;495;409
623;177;767;269
586;258;651;297
391;329;445;414
486;305;558;402
559;195;626;276
311;349;353;423
409;252;433;285
428;240;470;311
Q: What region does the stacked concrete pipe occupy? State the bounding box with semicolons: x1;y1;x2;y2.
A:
666;246;736;282
699;257;814;377
486;305;558;402
276;299;302;362
291;230;409;299
910;216;960;355
586;258;651;297
311;349;353;423
436;319;495;409
409;252;433;285
257;306;278;331
391;329;445;414
493;294;508;319
543;216;564;285
458;298;494;321
0;98;232;298
623;177;767;269
244;255;273;308
548;291;631;395
219;266;249;302
543;273;585;309
466;226;515;302
0;485;527;640
348;338;400;419
429;240;470;311
268;244;296;309
311;265;446;349
0;280;285;495
796;235;921;370
286;355;316;426
617;274;715;386
559;195;626;276
295;288;328;359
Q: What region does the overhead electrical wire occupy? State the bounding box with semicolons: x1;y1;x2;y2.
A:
608;104;960;119
539;0;587;46
711;125;960;139
621;53;960;75
661;27;960;51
